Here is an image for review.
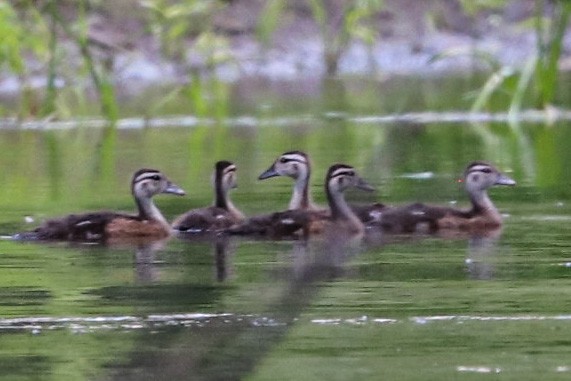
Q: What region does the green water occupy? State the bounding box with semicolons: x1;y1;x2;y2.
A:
1;76;571;380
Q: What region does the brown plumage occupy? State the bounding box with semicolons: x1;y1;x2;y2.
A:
372;161;516;233
172;161;245;233
16;168;185;242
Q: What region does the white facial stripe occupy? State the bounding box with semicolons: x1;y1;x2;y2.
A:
330;169;355;179
134;172;161;184
281;154;307;164
224;165;237;175
467;165;492;175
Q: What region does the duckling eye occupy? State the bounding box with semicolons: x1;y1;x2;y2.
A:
150;175;161;181
279;158;288;164
481;168;492;174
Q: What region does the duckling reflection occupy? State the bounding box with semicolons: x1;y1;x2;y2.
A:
465;228;503;280
281;227;365;291
213;236;234;282
176;234;235;282
102;226;367;381
134;239;168;284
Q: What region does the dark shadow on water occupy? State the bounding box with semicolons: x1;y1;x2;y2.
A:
101;231;363;381
86;238;230;311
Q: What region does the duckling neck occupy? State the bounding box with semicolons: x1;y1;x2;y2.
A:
327;190;364;233
289;174;313;210
136;197;170;230
469;190;501;222
215;187;245;221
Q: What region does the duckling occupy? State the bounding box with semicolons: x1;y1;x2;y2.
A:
224;151;322;237
224;206;325;238
172;161;245;233
376;161;516;233
259;151;386;221
226;163;373;238
258;151;319;211
323;163;375;235
18;168;185;242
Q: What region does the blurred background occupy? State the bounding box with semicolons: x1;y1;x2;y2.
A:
1;0;570;118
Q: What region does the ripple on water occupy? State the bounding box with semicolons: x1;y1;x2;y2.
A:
0;313;288;334
457;366;502;374
2;313;571;333
3;109;571;130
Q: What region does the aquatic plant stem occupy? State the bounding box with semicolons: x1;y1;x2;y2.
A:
534;0;571;107
40;0;58;117
51;0;118;123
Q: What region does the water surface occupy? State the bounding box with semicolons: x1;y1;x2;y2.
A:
1;76;571;380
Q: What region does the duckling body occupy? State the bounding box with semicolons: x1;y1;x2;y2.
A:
372;161;516;233
258;151;386;226
172;161;245;233
228;163;374;238
323;164;375;235
226;152;323;238
226;208;328;238
20;169;185;242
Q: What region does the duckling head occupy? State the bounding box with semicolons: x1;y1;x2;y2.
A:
463;161;516;194
213;160;238;191
326;164;375;194
131;168;185;199
258;151;310;181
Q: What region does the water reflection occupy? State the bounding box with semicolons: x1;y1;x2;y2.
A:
2;75;571;380
176;234;235;282
134;239;168;284
213;236;234;282
465;228;502;280
103;230;364;380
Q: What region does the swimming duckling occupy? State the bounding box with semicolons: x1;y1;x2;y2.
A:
172;161;245;233
226;163;373;238
323;163;375;235
259;150;386;222
377;161;516;233
225;151;322;237
18;168;185;242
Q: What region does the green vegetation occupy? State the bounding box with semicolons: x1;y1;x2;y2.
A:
0;1;569;122
438;0;571;114
258;0;385;75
